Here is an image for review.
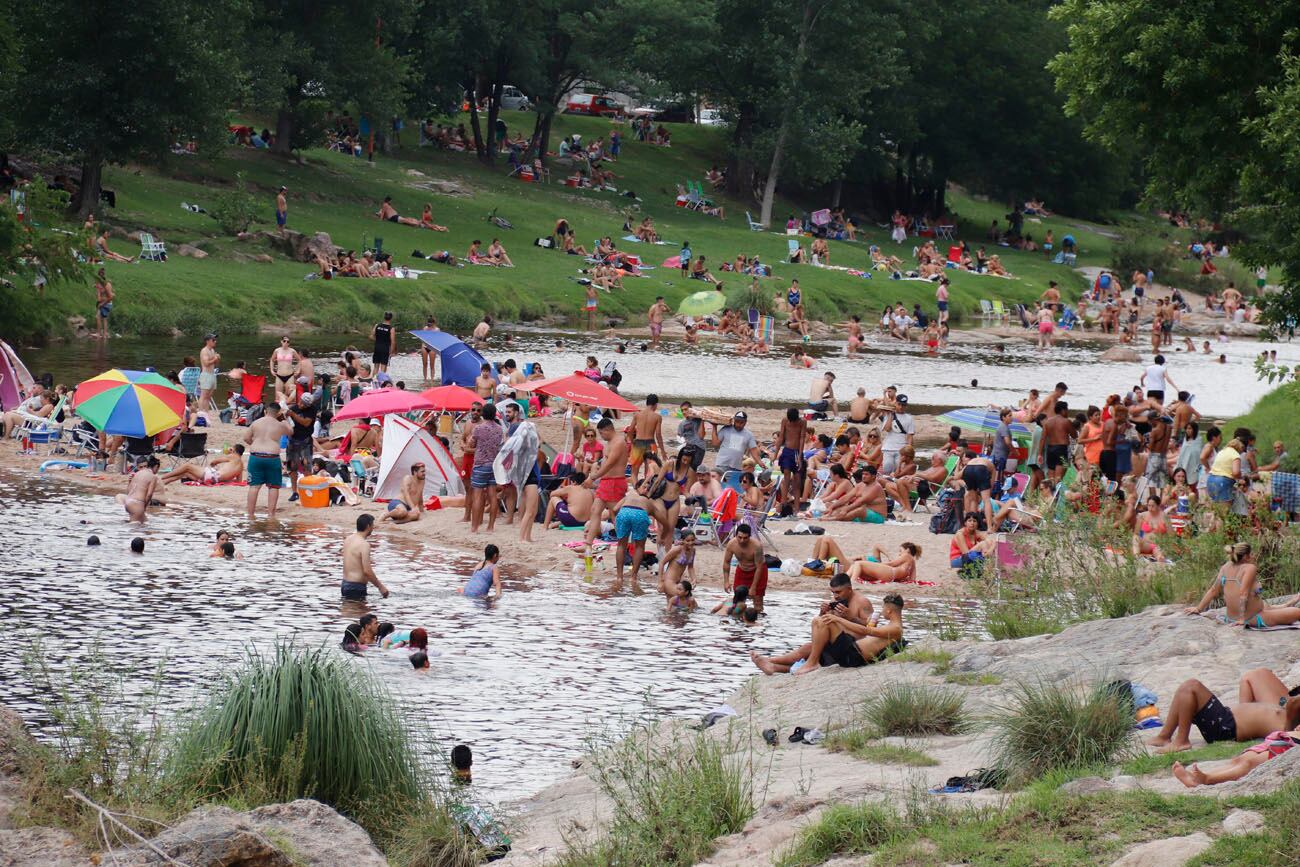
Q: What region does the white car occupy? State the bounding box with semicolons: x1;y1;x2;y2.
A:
698;108;725;126
501;86;531;111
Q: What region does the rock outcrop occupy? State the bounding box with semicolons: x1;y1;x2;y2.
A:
255;230;338;263
1100;345;1141;362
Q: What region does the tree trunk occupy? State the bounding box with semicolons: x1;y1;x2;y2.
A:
532;111;555;166
758;125;788;229
726;103;755;199
272;106;295;155
482;81;503;167
71;153;104;220
760;0;819;228
830;178;843;208
467;82;486;159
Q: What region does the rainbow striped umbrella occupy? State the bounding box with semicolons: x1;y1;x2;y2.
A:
74;369;186;437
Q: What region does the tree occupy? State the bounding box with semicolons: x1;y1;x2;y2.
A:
244;0;417;156
0;180;93;336
11;0;239;217
1050;0;1298;323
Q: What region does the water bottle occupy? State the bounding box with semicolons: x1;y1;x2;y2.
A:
1177;495;1189;515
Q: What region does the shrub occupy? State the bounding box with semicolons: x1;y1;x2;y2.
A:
776;802;905;867
208;172;260;235
985;601;1072;640
555;725;754;867
987;679;1138;786
863;681;969;737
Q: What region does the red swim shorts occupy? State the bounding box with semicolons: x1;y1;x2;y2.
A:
733;564;768;600
596;476;629;503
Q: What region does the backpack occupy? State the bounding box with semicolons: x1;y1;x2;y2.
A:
928;487;961;535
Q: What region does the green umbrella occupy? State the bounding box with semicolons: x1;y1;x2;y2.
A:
677;290;726;317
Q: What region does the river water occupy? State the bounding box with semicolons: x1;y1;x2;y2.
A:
0;470;981;800
19;325;1297;417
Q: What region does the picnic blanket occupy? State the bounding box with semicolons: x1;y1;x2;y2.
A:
1271;472;1300;514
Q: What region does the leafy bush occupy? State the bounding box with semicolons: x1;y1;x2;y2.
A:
207;172;260;235
863;681;969;737
988;679;1137;786
556;725;755;867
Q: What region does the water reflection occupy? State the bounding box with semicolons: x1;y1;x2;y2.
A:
0;469;981;799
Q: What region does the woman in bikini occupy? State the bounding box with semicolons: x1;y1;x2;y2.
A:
1185;542;1300;628
1132;495;1172;561
649;451;691;540
659;532;697;598
420;204;448;231
847;543;920;584
270;336;299;405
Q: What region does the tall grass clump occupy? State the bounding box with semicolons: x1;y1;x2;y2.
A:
775;802;906;867
863;681;969;737
988;678;1137;786
556;725;754;867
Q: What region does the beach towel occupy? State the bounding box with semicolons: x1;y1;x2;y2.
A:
661;256;681;268
622;234;643;243
756;316;775;345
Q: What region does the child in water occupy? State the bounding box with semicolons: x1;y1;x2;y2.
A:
383;626;429;651
711;585;750;617
463;545;502;600
666;580;697;612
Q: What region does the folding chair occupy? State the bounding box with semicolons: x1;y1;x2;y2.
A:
733;488;781;553
913;454;960;513
690;181;713;207
992;538;1029;587
978;300;996;323
746;211;765;232
168;431;209;470
936;224;956;240
351;457;378;497
788;238;802;261
178;366;201;399
991;300;1011;322
121;436;156;472
685;488;738;548
138;233;167;261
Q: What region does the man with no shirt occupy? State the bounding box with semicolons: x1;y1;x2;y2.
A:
723;523;768;613
544;472;594;528
1042;400;1074;485
198;333;220;411
647;297;670;348
383;463;426;524
629;394;666;482
584;418;630;551
244;403;292;520
808;371;837;415
121;456;161;523
342;513;389;600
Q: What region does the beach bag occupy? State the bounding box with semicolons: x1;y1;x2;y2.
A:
928;488;961;535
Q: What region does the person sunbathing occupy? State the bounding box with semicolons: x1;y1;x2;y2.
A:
420;204;448;231
467;240;497;265
1149;675;1300;753
1173;727;1300;787
691;257;718;284
635;217;658;243
563;233;589;256
1184;542;1300;628
95;230;135;263
987;255;1010;277
162;445;246;485
376;196;422;227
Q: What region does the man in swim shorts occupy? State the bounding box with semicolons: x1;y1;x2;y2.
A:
613;487;653;591
1042;399;1073;485
341;513;389;600
1149;676;1300;753
776;407;808;511
121;456;161;523
276;186;288;229
629;394;666;482
647;296;669;348
198;332;220;410
801;591;905;675
383;463;426;524
584;418;630;550
807;371;837;414
244;403;292;520
751;573;873;673
544;472;594;528
723;524;768;613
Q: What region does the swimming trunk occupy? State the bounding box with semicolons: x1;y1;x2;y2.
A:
1039;321;1054;334
198;371;217;390
276;210;287;227
1147;389;1164;403
1192;695;1237;743
98;302;113;318
248;453;283;487
614;505;650;542
340;580;368;600
649;322;662;336
373;349;391;366
820;630;867;669
286;439;313;473
1100;450;1118;481
387;499;409;512
1045;444;1068;470
733;564;767;600
387;214;400;223
202;466;219;484
856;510;886;525
778;446;800;472
937;301;948;311
630;438;654;466
554;500;583;527
808;400;830;413
586;298;597;310
596;476;628;502
470;465;496;489
962;464;992;492
460;451;473;481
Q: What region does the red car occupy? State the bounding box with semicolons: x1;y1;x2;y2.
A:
564;93;624;116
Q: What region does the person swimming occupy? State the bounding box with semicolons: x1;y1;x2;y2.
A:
711;585;750;617
463;544;502;600
667;579;697;612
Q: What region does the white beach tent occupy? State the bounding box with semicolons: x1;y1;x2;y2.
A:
373;415;464;501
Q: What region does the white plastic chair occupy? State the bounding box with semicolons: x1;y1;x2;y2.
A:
747;212;766;232
138;233;167;261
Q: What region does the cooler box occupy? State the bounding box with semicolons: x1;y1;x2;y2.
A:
624;254;641;267
298;475;331;508
436;414;455;437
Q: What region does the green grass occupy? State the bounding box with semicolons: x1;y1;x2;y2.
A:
885;647;954;675
1119;741;1245;777
823;727;939;767
863;681;970;738
777;777;1229;867
945;672;1003;686
1228;380;1300;454
988;679;1138;787
12;109;1143;341
1192;779;1300;865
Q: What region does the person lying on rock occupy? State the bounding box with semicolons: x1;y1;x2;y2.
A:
1172;726;1299;787
751;580;903;675
1149;668;1300;754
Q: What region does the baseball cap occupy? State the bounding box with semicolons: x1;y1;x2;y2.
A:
897;395;909;405
279;185;287;191
300;392;315;405
204;332;217;340
733;411;748;421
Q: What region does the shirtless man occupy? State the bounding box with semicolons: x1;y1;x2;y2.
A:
629;395;666;482
474;364;495;400
647;297;670;348
472;316;492;344
808;371;837;415
889;452;950;512
376;195;422;227
751;573;874;673
584;418;631;551
1100;404;1126;482
198;333;220;410
1042;400;1074;485
383;463;426;524
833;464;887;523
276;186;288;231
611;486;654;591
722;523;768;613
1146;412;1172;492
341;513;390;600
777;407;808;510
1040;280;1061;311
162;444;246;484
544;472;595;528
121;456;161;523
847;388;872;424
1149;676;1300;754
244;403;292;520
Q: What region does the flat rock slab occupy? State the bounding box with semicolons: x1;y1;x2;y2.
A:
1109;832;1212;867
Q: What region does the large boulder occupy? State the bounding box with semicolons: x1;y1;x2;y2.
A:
174;244;208;259
264;230;338;263
1108;832;1212;867
246;800;387;867
1100;345;1141;362
121;806;290;866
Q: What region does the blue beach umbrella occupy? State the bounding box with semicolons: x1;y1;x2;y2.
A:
409;329;497;389
936;407;1031;441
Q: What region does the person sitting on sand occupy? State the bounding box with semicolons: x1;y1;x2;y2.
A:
420;204;448;231
752;581;904;675
163;444;246;485
659;533;698;597
544;472;595;528
1172;727;1300;787
666;579;697;612
376;196;424;227
463;544;503;600
951;512;997;570
382;462;427;524
1149;674;1300;753
1184;542;1300;628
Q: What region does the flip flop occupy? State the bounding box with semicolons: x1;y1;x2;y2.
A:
788;726;806;743
762;728;778;746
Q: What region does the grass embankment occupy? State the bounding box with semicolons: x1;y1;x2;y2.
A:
1228;379;1300;451
21;110;1133;341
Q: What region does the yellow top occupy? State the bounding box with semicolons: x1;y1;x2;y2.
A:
1209;446;1241;478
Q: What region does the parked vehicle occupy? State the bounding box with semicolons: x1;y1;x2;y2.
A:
500;86;531;111
564;93;625;116
698;108;725;126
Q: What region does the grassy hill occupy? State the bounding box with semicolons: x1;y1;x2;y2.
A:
18;111;1162;341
